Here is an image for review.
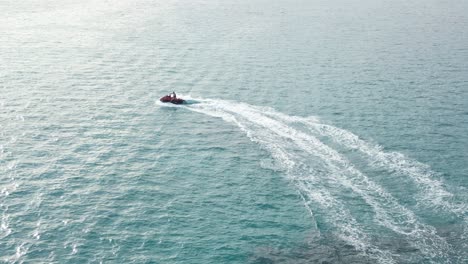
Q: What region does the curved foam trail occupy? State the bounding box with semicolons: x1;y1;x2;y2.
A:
185;98;457;263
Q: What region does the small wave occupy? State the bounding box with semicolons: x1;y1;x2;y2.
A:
1;207;12;239
2;242;29;264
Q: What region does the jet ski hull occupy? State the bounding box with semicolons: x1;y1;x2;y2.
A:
160;95;185;104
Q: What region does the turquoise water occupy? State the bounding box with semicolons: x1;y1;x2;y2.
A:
1;0;467;263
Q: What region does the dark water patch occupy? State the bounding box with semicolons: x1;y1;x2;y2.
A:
249;232;426;264
250;240;373;264
250;218;468;264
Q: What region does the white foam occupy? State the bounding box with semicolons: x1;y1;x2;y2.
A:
183;97;467;262
188;99;386;258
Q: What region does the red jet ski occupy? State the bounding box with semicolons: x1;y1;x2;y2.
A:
160;93;185;104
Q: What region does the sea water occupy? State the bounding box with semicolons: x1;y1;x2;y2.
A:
1;0;467;263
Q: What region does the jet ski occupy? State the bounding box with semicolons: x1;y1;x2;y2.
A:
160;93;185;104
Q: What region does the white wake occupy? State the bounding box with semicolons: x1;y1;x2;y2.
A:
176;96;466;263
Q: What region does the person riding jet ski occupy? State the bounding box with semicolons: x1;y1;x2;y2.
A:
160;91;185;104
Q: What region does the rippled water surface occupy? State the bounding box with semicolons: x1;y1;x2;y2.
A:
1;0;467;263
